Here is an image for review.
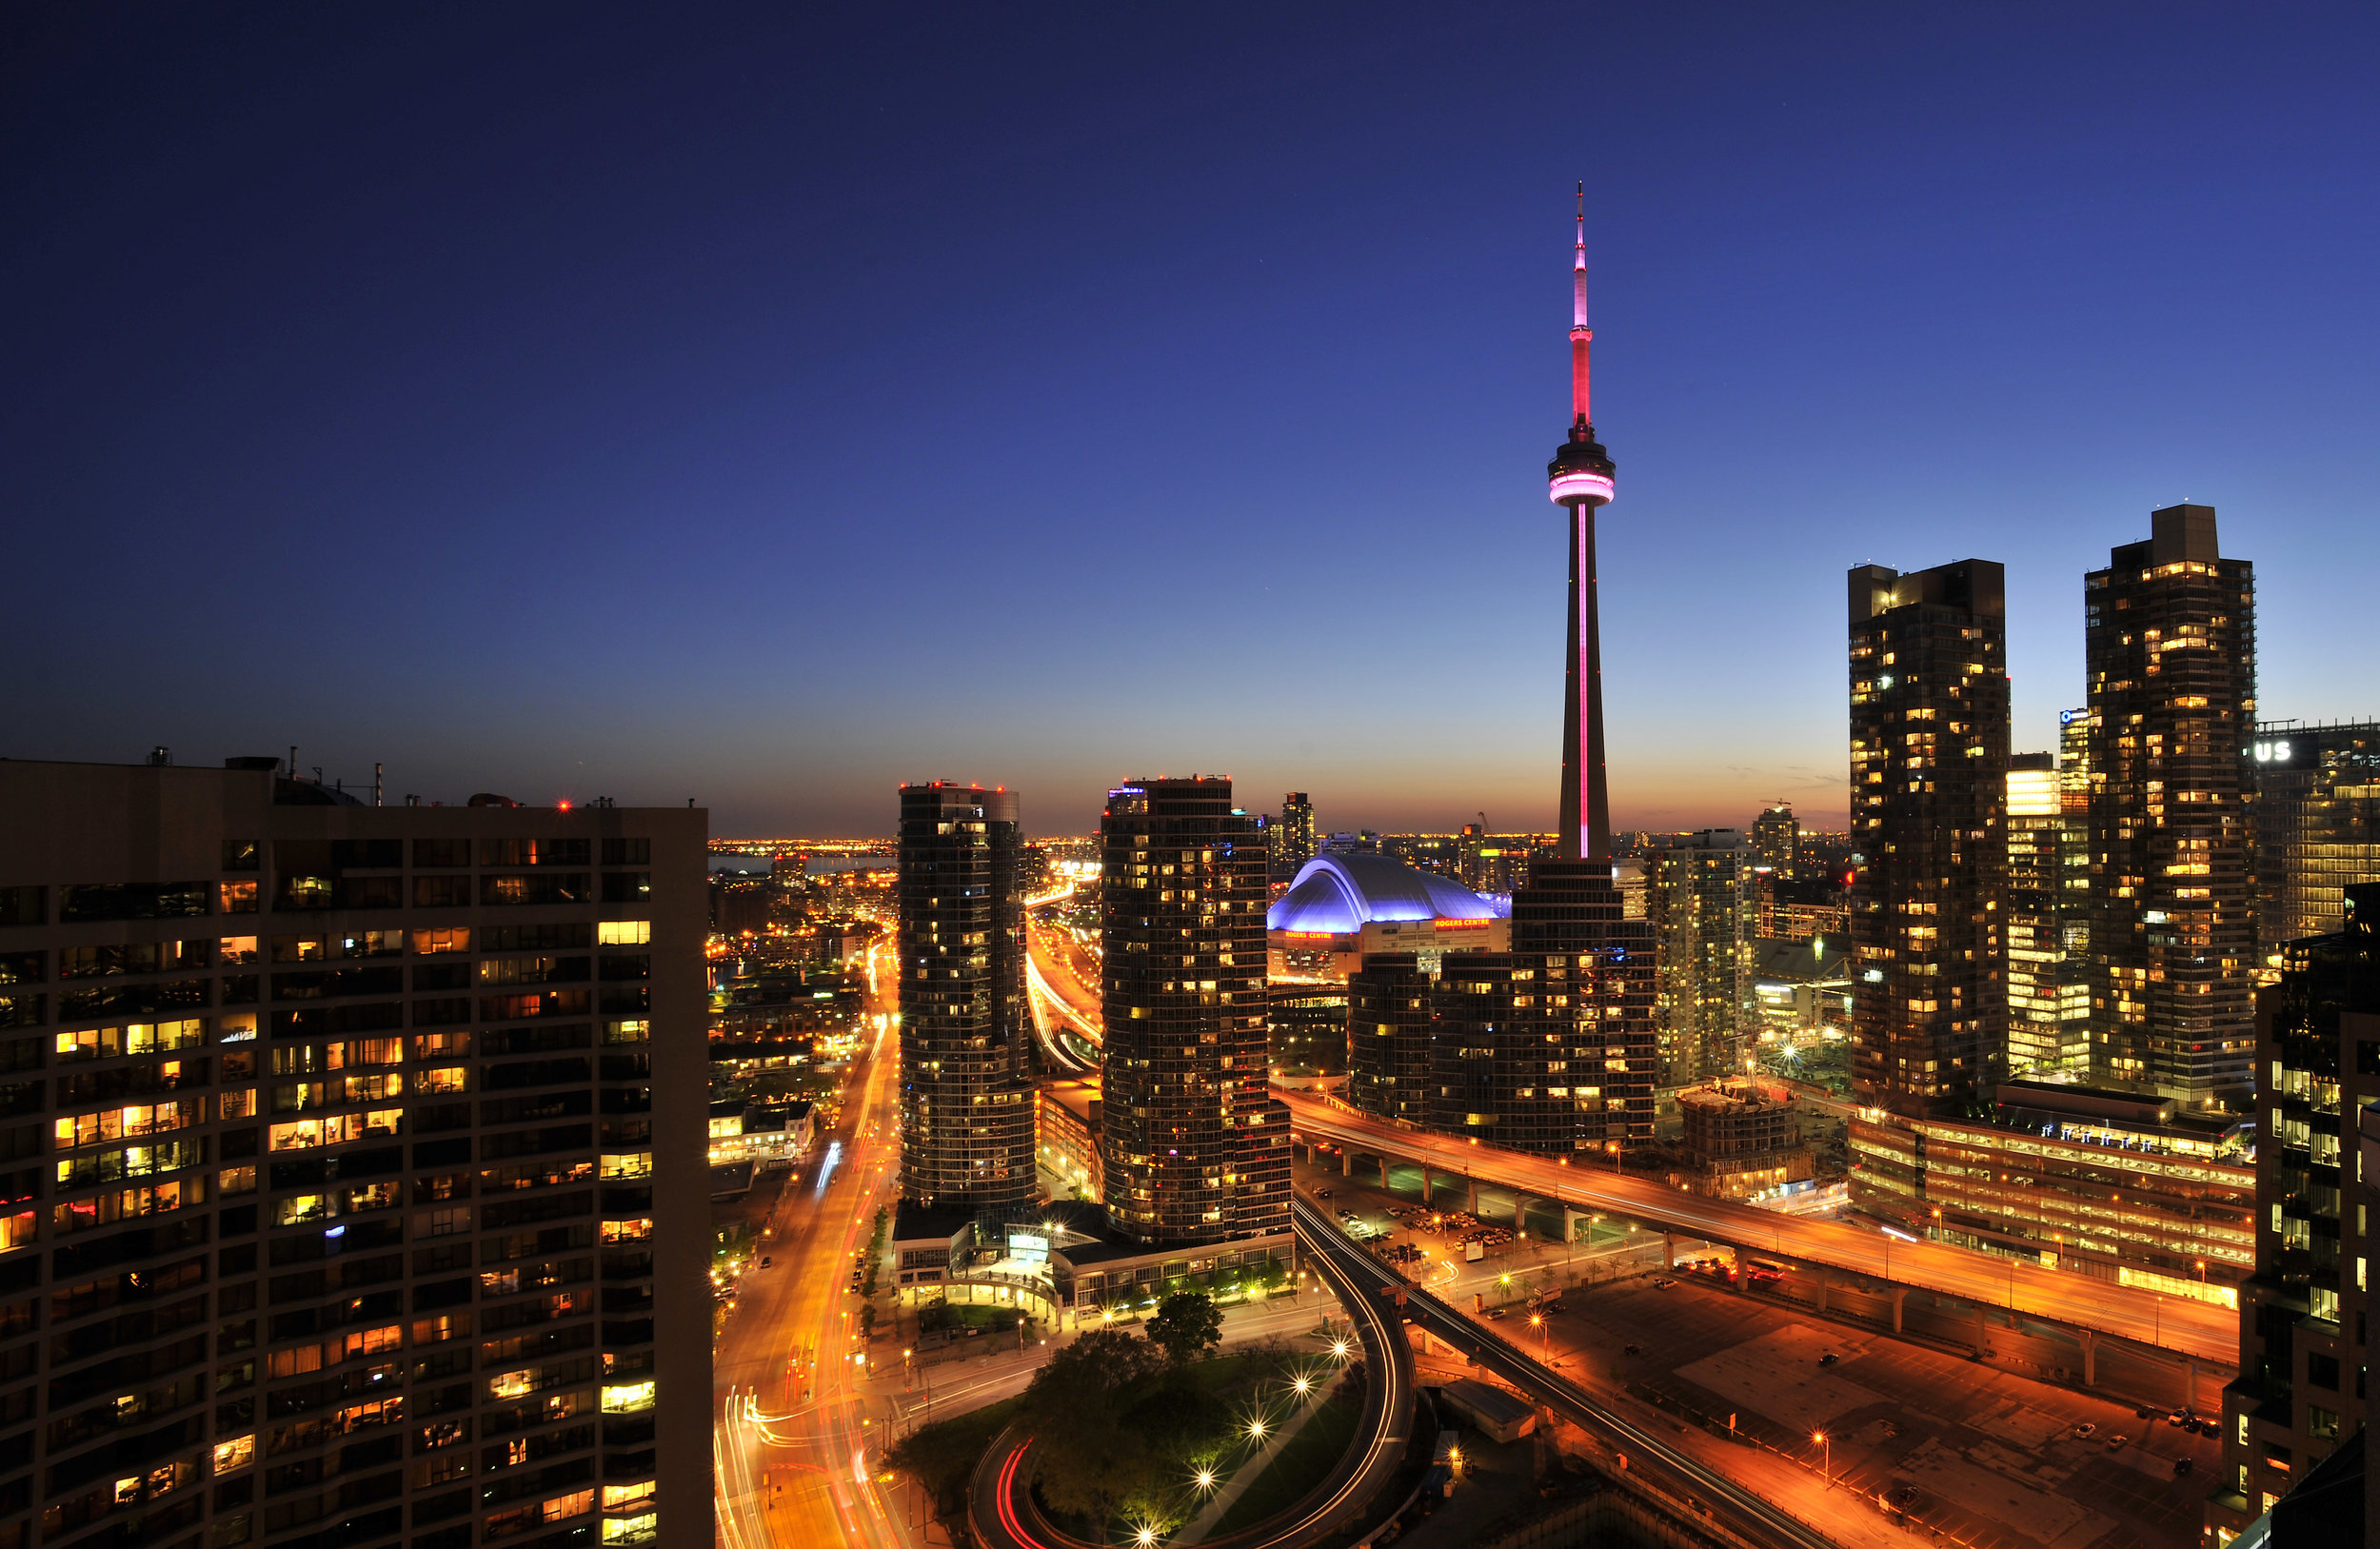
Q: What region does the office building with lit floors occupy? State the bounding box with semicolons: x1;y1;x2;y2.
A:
0;757;709;1549
1344;954;1432;1127
893;783;1033;1216
2086;505;2257;1103
1500;861;1658;1150
1752;803;1799;878
2006;754;2089;1075
2250;719;2380;978
1848;558;2012;1112
1642;830;1753;1086
1097;778;1289;1246
2207;883;2378;1543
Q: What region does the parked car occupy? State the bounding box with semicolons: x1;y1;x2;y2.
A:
2074;1423;2096;1439
1486;1307;1506;1321
2106;1435;2130;1450
2173;1457;2194;1475
1313;1188;1332;1200
1817;1353;1839;1367
761;1257;771;1269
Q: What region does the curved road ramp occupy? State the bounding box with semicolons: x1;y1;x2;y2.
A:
968;1201;1419;1549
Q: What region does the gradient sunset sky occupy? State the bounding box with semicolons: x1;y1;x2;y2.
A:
8;6;2376;838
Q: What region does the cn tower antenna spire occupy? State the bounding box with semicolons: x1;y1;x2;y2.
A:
1571;180;1592;427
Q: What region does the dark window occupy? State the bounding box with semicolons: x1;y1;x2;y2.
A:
333;876;404;910
412;876;471;909
330;840;403;870
0;954;41;986
480;924;591;952
412;839;470;869
2308;1352;2341;1390
59;943;161;978
0;888;44;926
601;839;650;866
57;883;208;923
601;872;650;904
222;841;260;873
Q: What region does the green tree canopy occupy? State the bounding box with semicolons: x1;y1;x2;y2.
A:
1020;1329;1168;1523
1144;1291;1224;1366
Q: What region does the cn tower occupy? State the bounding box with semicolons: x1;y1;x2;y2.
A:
1547;182;1617;862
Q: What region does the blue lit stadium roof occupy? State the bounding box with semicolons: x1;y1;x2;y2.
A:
1266;853;1500;934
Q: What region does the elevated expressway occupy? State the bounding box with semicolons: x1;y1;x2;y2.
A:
1317;1208;1840;1549
968;1199;1418;1549
1025;903;1101;1077
1282;1092;2232;1366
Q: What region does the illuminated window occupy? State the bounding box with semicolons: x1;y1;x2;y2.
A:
601;1380;656;1413
601;1482;655;1511
603;1219;652;1242
212;1435;254;1475
601;1154;652;1181
598;922;650;946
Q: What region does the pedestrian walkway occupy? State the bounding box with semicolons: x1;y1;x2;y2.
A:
1172;1379;1335;1543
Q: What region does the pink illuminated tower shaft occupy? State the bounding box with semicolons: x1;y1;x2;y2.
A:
1546;184;1617;863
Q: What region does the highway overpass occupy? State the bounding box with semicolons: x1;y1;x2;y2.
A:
1280;1089;2233;1368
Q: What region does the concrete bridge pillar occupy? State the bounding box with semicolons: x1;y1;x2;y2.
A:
1341;1149;1353;1177
1813;1269;1829;1315
1378;1155;1391;1189
2077;1330;2098;1387
1887;1287;1908;1333
1464;1176;1479;1215
1663;1232;1677;1270
1973;1304;1988;1360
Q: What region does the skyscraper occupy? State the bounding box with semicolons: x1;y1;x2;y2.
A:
1848;559;2012;1111
1643;829;1753;1085
1098;777;1289;1245
895;783;1034;1216
1345;953;1432;1127
2208;883;2377;1539
2006;753;2087;1074
2086;505;2257;1102
2250;719;2380;975
1752;803;1800;879
0;756;710;1549
1270;793;1317;883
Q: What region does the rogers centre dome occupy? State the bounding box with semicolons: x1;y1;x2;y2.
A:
1268;853;1503;934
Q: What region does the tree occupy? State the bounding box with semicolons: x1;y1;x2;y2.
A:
1020;1329;1167;1523
1144;1291;1224;1366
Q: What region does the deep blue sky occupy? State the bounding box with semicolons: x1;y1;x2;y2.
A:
7;6;2375;838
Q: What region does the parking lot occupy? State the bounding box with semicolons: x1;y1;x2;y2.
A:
1298;1160;2220;1549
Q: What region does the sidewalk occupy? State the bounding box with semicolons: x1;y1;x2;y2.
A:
1172;1380;1334;1543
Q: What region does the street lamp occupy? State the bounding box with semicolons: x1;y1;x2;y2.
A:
1812;1431;1831;1487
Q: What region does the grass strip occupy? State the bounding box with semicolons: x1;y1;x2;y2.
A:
1207;1396;1361;1537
